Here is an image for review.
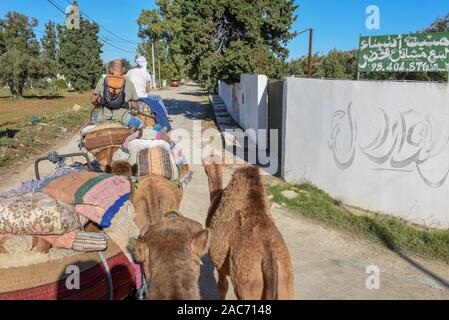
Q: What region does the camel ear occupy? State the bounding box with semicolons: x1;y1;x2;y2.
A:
201;158;209;167
131;164;138;177
104;164;112;173
191;229;209;257
128;237;149;263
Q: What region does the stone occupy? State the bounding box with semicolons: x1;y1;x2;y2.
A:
271;202;282;209
281;190;299;199
72;104;82;112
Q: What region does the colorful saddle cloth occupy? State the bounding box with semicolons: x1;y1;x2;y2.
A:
37;171;131;228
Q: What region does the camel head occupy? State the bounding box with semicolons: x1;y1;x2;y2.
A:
129;211;209;300
105;160;138;176
202;155;228;201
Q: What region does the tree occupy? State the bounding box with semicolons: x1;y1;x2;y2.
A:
0;12;53;97
57;15;103;92
121;58;132;73
0;11;39;55
424;13;449;32
41;20;57;61
138;1;187;81
139;0;298;89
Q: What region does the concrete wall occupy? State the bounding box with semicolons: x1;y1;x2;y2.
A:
218;80;233;115
218;74;268;149
282;77;449;228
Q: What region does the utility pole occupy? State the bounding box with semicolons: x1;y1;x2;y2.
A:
297;28;314;78
158;59;161;89
307;29;313;78
151;41;156;88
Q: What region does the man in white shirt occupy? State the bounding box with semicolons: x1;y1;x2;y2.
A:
126;56;152;98
126;56;172;121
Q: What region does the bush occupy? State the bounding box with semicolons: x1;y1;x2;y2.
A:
53;79;68;90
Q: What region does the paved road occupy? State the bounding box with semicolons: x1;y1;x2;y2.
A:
3;84;449;299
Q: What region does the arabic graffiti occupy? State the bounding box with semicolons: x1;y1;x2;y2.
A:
328;103;449;188
358;32;449;73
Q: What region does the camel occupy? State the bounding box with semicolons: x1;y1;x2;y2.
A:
106;160;183;228
92;147;120;171
202;156;294;300
129;211;209;300
131;173;184;229
105;160;138;176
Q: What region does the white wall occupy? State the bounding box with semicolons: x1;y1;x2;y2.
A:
218;80;233;114
282;77;449;228
218;74;268;150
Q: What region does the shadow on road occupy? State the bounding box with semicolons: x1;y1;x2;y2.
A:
165;98;215;122
199;255;219;300
371;221;449;289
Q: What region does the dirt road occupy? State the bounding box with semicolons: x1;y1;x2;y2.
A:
2;84;449;300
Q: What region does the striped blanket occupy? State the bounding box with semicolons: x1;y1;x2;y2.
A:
37;171;131;228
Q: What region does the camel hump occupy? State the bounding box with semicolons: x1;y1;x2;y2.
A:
262;249;278;300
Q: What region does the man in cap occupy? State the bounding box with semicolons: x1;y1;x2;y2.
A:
126;56;172;122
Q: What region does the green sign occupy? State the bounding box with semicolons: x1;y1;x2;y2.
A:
358;32;449;73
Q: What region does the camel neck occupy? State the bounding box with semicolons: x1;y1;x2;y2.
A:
206;169;223;203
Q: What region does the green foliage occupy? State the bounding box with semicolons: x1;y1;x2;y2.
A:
424;13;449;32
41;20;58;61
0;11;39;55
121;58;132;74
53;78;68;89
138;1;187;81
287;50;358;79
138;0;297;89
57;17;103;92
0;47;55;98
0;12;55;97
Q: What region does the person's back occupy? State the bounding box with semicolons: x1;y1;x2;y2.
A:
90;59;142;129
126;67;151;98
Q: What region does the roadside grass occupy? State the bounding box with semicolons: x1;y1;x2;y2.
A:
0;90;90;126
0;106;90;173
267;182;449;264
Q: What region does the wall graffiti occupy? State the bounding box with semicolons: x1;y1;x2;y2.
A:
328;103;449;188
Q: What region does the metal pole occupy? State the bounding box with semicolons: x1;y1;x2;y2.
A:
158;60;161;88
357;34;362;80
307;29;313;78
151;41;156;89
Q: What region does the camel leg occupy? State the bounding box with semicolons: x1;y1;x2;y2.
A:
32;237;52;254
217;268;229;300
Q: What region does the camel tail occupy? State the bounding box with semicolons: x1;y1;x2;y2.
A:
262;249;278;300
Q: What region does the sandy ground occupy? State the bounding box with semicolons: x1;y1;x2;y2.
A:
2;84;449;300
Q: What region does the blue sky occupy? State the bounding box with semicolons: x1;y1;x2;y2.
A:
0;0;448;62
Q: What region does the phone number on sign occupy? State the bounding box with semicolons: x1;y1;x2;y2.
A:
369;61;448;72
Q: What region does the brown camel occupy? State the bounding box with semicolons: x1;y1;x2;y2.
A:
105;160;138;176
106;160;183;228
131;174;183;228
203;156;294;300
93;147;119;171
129;211;209;300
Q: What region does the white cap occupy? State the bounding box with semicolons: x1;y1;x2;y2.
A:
136;56;147;68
